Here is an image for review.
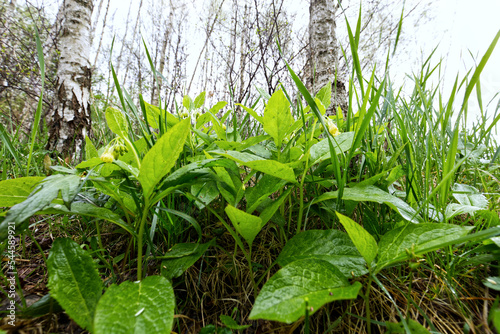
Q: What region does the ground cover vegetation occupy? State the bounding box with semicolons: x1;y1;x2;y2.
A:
1;4;500;334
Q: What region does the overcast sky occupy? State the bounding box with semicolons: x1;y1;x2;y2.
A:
35;0;500;139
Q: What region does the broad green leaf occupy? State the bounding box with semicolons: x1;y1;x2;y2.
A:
225;205;264;247
263;89;293;148
316;82;332;109
183;95;194;111
493;307;500;331
314;185;423;223
490;237;500;248
385;319;430;333
98;161;120;177
212;150;297;184
207;112;226;140
39;202;136;237
194;91;206;108
139;119;190;199
445;203;489;220
122;137;148;167
452;183;488;208
210;101;227;114
0;175;82;240
94;275;175;334
246;174;287;213
144;102;160;129
144;102;179;129
246;143;273;159
484;277;500;291
249;259;362;323
20;293;63;318
199;325;217;334
236;103;263;124
210;150;264;163
105;107;129;138
0;177;44;207
309;132;354;164
93;180;137;214
76;157;103;169
162;159;222;188
161;241;214;280
220;315;251;330
113;160;139;178
191;182;219;209
205;153;239;205
47;238;102;331
377;223;474;269
277;230;367;278
85;136;98;159
312;97;326;115
245;160;296;184
259;187;293;225
445;183;489;219
196;112;212;128
336;212;378;266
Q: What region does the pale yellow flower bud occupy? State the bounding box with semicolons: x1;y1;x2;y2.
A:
100;151;115;163
326;119;340;137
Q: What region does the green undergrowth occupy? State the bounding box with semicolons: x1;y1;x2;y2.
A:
1;12;500;334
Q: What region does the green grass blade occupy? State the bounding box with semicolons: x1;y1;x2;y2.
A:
460;29;500;114
392;2;405;56
142;38;162;109
27;26;45;174
346;13;364;95
0;123;21;168
440;125;459;208
348;71;385;164
111;63;127;114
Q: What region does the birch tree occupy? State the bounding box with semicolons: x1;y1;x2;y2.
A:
309;0;347;114
0;1;58;134
46;0;93;160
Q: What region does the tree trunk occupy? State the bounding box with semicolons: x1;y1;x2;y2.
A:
47;0;93;160
309;0;347;115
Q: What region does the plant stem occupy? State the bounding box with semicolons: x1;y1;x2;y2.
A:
296;121;317;234
26;229;46;263
95;220;106;259
365;275;373;334
296;158;309;234
246;246;258;299
136;200;150;281
124;137;141;168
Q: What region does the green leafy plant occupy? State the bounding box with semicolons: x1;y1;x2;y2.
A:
1;8;500;333
47;238;175;333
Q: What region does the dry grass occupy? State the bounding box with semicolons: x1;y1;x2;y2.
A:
1;209;497;333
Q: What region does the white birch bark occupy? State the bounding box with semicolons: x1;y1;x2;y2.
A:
309;0;347;114
47;0;93;159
